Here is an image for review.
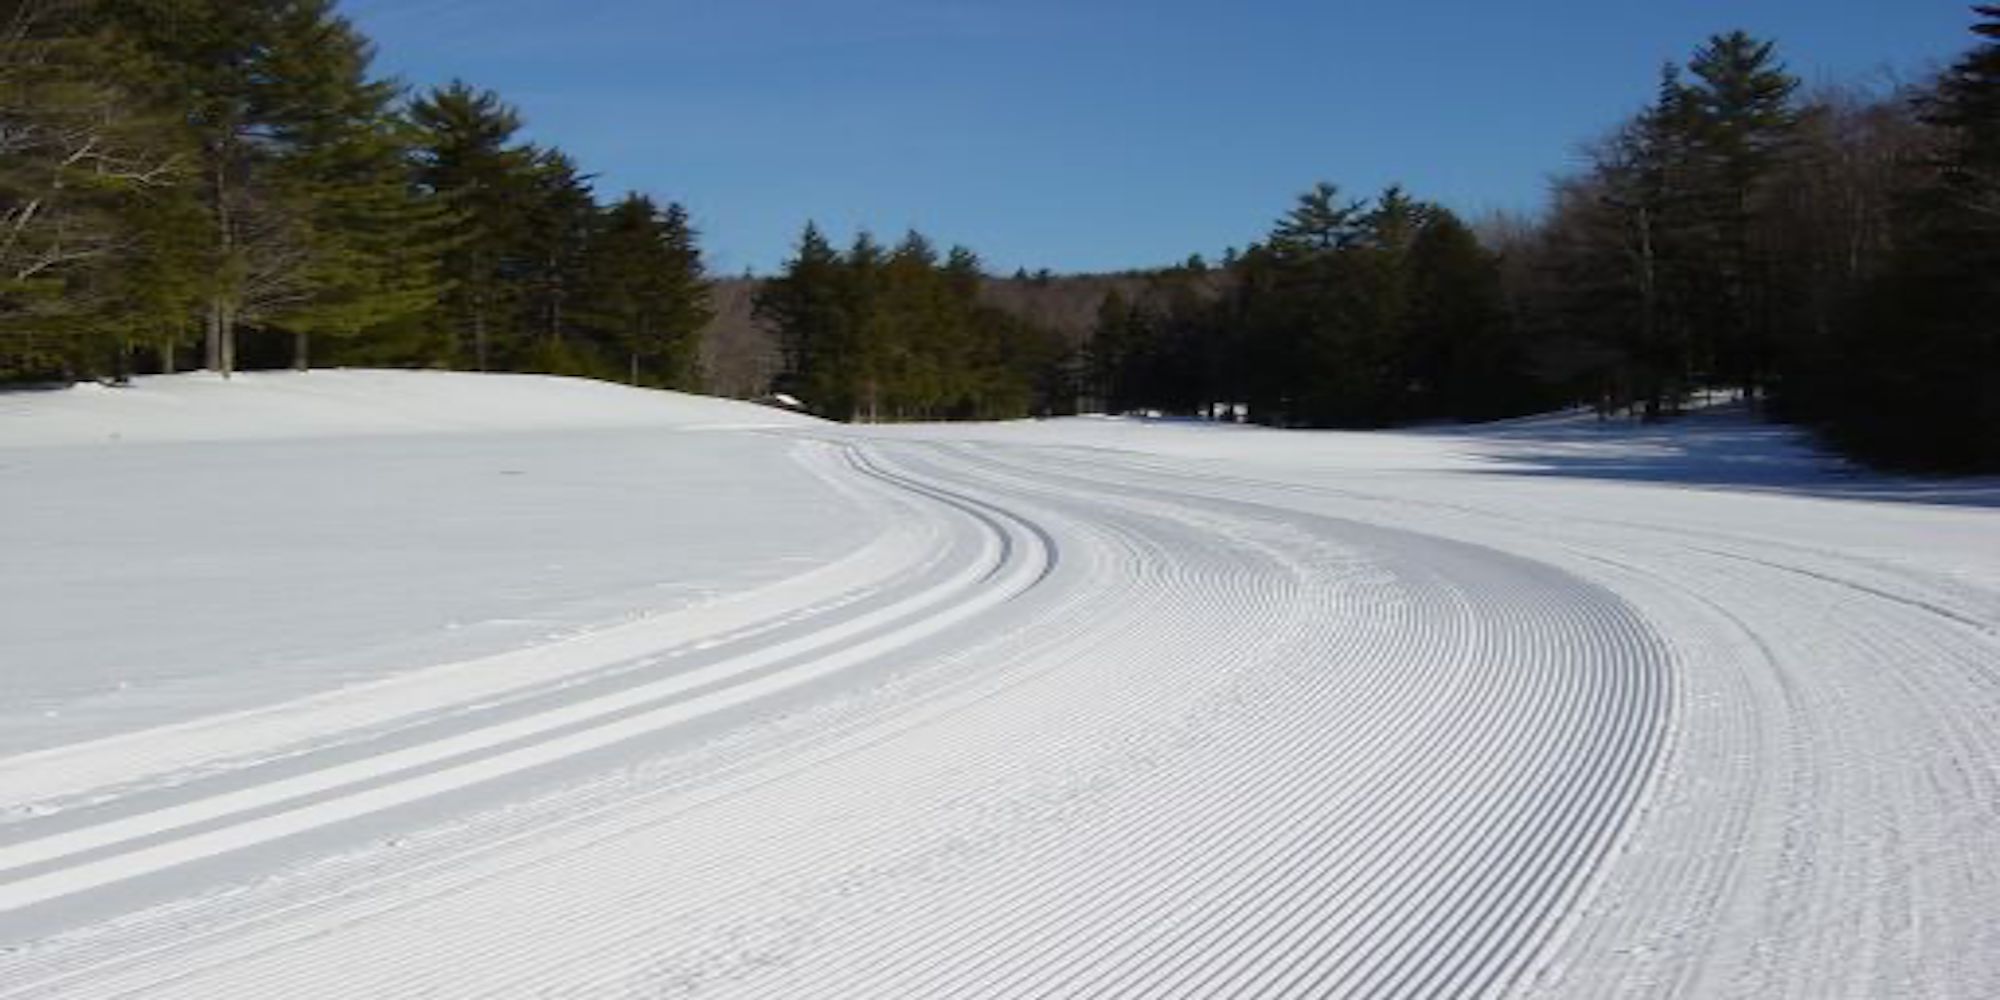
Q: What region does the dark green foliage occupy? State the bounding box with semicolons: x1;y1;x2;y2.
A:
1522;37;1802;419
2;4;717;389
573;194;711;388
0;0;190;381
1821;8;2000;470
755;223;1071;421
1088;183;1534;428
408;81;533;370
1497;19;1998;470
3;2;1988;469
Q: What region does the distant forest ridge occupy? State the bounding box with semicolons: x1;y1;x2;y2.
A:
2;1;1995;469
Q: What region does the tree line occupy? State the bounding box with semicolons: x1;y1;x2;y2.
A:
1505;17;1998;470
1065;14;1998;470
0;0;711;388
752;224;1069;421
1081;186;1533;426
4;1;1993;469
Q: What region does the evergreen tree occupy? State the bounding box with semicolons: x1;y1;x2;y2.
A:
755;222;850;414
574;193;711;387
1405;209;1523;419
840;231;886;421
1088;287;1140;412
409;81;533;371
93;0;417;377
262;14;446;371
513;148;596;367
0;0;186;380
1685;31;1800;396
1836;7;2000;469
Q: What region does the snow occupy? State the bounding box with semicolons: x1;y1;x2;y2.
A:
2;372;1996;997
0;368;813;447
0;372;881;754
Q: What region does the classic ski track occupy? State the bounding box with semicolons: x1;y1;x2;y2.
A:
809;443;1672;999
986;441;2000;998
0;443;1143;995
0;436;1679;999
0;443;1048;919
0;439;948;820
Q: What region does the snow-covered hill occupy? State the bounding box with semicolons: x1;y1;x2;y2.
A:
0;368;814;447
2;372;1996;998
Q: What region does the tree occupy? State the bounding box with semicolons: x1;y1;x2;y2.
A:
755;222;850;415
261;8;446;371
512;147;596;364
1405;209;1523;419
1834;7;2000;469
0;0;186;381
574;193;711;387
409;80;532;371
1685;31;1800;396
95;0;416;377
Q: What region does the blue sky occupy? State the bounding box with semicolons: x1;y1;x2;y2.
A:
340;0;1978;276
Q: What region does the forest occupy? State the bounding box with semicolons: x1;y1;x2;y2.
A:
2;0;1996;470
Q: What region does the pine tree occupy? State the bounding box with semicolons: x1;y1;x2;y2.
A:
1405;209;1519;419
513;148;596;366
97;0;413;377
0;0;186;380
409;81;533;371
841;231;886;421
574;193;711;387
1270;182;1366;254
1837;7;2000;469
1087;287;1135;413
1685;31;1800;397
754;222;849;414
262;13;446;371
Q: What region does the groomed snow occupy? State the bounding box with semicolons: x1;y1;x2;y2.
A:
0;371;883;753
2;372;1996;998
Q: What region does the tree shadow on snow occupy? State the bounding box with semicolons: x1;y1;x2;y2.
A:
1442;406;2000;509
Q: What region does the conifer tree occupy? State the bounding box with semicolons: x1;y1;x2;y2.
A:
95;0;414;377
574;193;711;387
262;12;446;371
409;81;533;371
514;148;596;365
1684;31;1799;397
0;0;186;380
1837;7;2000;469
841;231;886;421
755;222;849;413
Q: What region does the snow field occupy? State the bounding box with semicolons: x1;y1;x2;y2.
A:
1;372;1996;997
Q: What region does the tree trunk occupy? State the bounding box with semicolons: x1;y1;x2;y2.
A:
205;303;221;372
628;351;639;385
474;308;488;372
218;302;235;378
210;152;234;379
159;337;176;375
293;329;309;371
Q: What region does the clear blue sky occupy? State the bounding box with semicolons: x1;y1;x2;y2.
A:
339;0;1978;276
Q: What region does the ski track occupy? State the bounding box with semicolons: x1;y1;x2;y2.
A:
2;426;1996;998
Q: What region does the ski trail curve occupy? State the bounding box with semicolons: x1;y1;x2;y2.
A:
0;442;1047;924
982;437;2000;998
0;436;1677;999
